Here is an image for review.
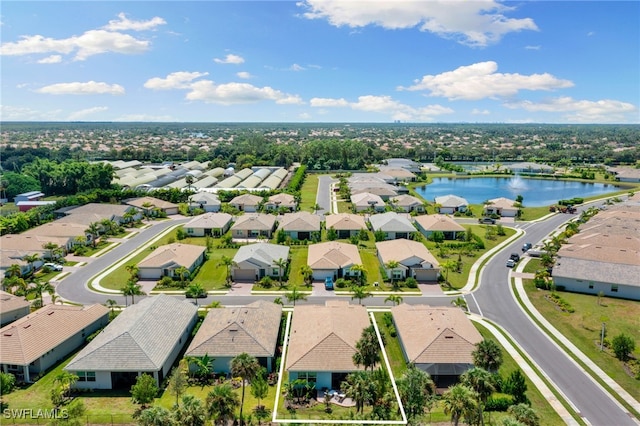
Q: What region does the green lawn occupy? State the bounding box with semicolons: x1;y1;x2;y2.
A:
189;247;239;290
287;246;308;286
298;173;320;212
523;279;640;402
374;312;408;378
359;248;385;287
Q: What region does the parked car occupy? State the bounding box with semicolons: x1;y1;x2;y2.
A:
522;243;533;252
43;263;63;271
479;217;496;224
324;277;334;290
510;253;521;262
506;259;516;268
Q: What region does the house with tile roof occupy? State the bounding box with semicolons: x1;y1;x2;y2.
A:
414;214;466;240
229;193;263;212
137;243;206;280
324;213;367;239
483;197;519;217
0;290;31;327
65;295;198;389
185;300;282;373
124;196;179;216
350;192;385;212
0;304;109;383
376;239;440;282
285;301;372;390
307;241;362;281
230;213;277;239
277;211;321;241
434;194;469;215
189;192;221;213
57;203;137;225
368;212;416;240
232;243;290;282
389;194;425;213
391;304;482;387
184;212;233;237
264;193;297;212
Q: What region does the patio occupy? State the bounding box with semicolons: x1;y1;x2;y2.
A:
316;389;355;407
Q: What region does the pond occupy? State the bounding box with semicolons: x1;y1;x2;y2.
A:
414;176;624;207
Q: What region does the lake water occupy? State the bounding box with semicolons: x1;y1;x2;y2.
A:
414;176;623;207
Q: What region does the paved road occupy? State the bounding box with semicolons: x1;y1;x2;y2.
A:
470;207;637;426
316;175;336;216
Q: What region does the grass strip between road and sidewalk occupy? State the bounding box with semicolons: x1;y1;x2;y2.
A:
510;278;640;421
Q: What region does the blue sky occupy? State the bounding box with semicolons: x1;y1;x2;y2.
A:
1;1;638;123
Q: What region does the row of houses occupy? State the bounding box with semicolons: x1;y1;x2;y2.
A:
0;295;482;390
552;193;640;300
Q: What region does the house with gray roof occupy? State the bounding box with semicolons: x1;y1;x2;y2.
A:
350;192;385;212
390;194;425;213
185;300;282;373
325;213;367;239
1;304;109;383
65;294;198;389
391;304;482;387
285;301;371;390
434;194;468;215
137;243;206;280
376;239;440;282
264;193;297;212
230;213;277;239
414;214;466;240
58;203;137;225
368;212;416;240
483;197;519;217
229;193;263;212
189;192;221;213
125;196;179;216
0;290;31;327
232;243;290;282
277;211;321;241
185;212;233;237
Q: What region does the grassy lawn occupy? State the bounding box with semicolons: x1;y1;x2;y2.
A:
359;248;385;287
299;173;320;212
190;247;238;290
523;279;640;401
374;312;408;378
287;246;308;286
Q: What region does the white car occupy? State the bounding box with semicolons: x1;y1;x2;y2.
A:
506;259;516;268
43;263;63;271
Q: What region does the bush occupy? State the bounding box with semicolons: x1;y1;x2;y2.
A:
612;333;636;362
485;395;514;412
405;277;418;288
388;326;397;337
335;278;348;289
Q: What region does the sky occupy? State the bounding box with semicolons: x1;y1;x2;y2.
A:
1;1;639;124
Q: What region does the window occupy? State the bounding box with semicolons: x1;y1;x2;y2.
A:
611;285;618;293
272;268;279;276
77;371;96;382
297;372;317;383
187;228;194;234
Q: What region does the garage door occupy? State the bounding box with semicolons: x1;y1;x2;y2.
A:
233;269;256;282
415;269;438;282
313;269;335;281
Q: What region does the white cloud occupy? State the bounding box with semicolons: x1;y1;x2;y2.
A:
525;45;541;50
144;71;209;90
290;63;305;71
37;81;125;95
67;106;109;120
504;97;638;123
400;61;574;100
104;13;166;31
236;71;252;79
213;54;245;64
185;80;299;105
115;113;174;122
471;108;491;115
0;105;62;120
299;0;538;47
310;94;453;121
37;55;62;64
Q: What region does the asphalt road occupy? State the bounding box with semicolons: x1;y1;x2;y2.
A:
316;174;336;216
55;199;637;425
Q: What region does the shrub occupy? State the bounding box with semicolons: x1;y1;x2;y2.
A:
335;278;348;289
612;333;636;362
405;277;418;288
485;395;514;411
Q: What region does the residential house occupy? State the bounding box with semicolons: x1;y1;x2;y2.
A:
325;213;367;239
351;185;400;200
0;291;30;327
14;191;45;203
232;243;290;282
483;197;519;217
610;167;640;183
0;251;30;278
285;301;371;390
390;194;425;213
125;196;179;216
0;304;109;383
65;295;198;389
434;195;469;214
414;214;466;240
307;241;362;281
137;243;206;280
16;201;56;212
350;192;385;212
22;222;89;247
230;213;277;239
264;193;297;212
368;212;416;240
58;203;137;225
376;239;440;282
378;166;417;182
184;213;233;237
185;300;282;373
189;192;221;213
277;212;321;241
229;193;263;212
391;304;482;387
384;158;423;173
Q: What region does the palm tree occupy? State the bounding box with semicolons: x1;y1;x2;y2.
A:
100;218;117;236
218;255;237;285
385;260;401;289
185;282;206;307
32;279;54;307
23;253;40;275
353;325;382;371
5;263;22;278
86;221;101;248
54;371;78;400
472;339;503;373
341;371;371;414
384;294;403;306
125;264;139;281
299;265;313;286
230;353;260;426
442;259;458;287
350;284;371;305
206;383;239;426
174;266;191;288
175;394;207;426
461;367;495;426
121;280;144;305
185;174;195;193
451;296;468;311
285;286;307;306
273;257;288;287
42;241;60;261
138;406;174;426
442;383;477;426
350;263;366;286
105;298;118;319
186;354;214;384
